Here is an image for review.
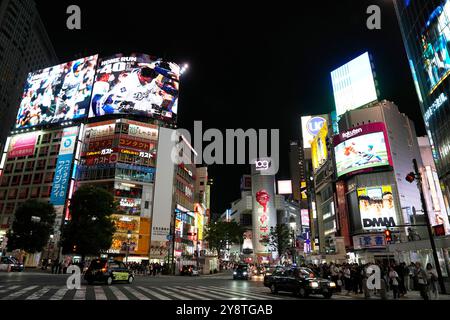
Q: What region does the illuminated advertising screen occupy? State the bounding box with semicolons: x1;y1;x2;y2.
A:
277;180;292;194
421;0;450;95
301;209;310;227
357;185;398;230
311;121;328;171
89;54;180;122
331;52;378;118
333;122;392;178
301;114;329;149
7;133;37;158
15;55;98;129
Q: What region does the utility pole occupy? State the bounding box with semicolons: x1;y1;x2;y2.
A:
412;159;446;294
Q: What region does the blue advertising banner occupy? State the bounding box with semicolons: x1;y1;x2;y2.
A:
50;153;73;205
50;127;78;206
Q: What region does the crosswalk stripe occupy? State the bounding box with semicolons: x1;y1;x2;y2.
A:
123;286;151;300
1;285;38;300
136;286;171;300
109;286;129;300
198;286;266;300
25;287;51;300
155;287;192;300
94;286;107;300
0;285;21;294
167;286;212;300
50;288;69;300
201;286;281;300
183;286;239;300
73;287;86;300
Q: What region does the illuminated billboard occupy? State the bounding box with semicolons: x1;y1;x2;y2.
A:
357;185;398;230
311;121;328;171
301;114;329;149
333;122;392;178
277;180;292;195
7;133;37;158
331;52;378;118
15;55;98;129
89;54;180;122
421;0;450;95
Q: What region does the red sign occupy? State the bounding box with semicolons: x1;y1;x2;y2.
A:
87;139;114;152
256;189;270;213
8;133;37;158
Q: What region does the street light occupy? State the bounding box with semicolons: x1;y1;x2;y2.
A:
125;230;131;265
405;159;446;294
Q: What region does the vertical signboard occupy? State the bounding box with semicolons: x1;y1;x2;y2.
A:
251;165;277;257
50;127;79;205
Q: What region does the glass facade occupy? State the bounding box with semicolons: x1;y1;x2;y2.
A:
395;0;450;204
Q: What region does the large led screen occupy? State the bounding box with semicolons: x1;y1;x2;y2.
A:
421;0;450;94
89;54;180;122
334;123;392;178
311;121;328;171
15;55;98;129
357;185;398;230
331;52;378;118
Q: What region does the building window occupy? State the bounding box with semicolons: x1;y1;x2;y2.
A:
5;203;15;214
7;188;17;199
36;159;46;170
39;146;49;157
25;161;35;171
11;175;20;186
33;173;43;184
14;162;24;173
41;133;50;144
50;144;59;155
4;163;13;174
47;158;57;169
22;174;31;185
18;188;29;199
0;189;6;200
1;176;10;187
41;186;51;198
44;172;54;183
31;187;40;198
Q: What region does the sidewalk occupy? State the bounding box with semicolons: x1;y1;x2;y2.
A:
335;290;450;300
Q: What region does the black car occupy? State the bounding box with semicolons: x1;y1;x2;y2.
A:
264;267;336;298
233;264;250;280
180;265;199;276
0;256;24;272
84;259;134;285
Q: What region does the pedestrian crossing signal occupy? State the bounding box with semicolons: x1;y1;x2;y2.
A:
384;229;392;243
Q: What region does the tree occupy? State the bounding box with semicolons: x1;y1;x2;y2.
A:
261;224;291;259
204;221;244;258
61;185;116;262
6;200;56;253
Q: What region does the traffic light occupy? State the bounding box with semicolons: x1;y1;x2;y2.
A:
405;172;416;183
72;245;77;252
384;229;392;243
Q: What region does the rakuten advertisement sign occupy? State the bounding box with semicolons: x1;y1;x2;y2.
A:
333;122;393;178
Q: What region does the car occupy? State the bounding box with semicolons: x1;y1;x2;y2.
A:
84;259;134;285
233;264;250;280
264;267;336;299
0;256;24;272
180;265;200;276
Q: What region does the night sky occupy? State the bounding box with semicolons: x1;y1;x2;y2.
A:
35;0;424;215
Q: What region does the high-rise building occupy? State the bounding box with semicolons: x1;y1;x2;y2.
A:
0;53;208;269
335;100;423;264
0;0;57;146
394;0;450;208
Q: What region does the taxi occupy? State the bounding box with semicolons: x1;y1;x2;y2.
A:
84;259;134;285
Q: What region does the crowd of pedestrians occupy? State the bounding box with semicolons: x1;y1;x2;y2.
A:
301;260;440;300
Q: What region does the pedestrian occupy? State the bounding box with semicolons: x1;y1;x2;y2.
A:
388;266;400;299
415;262;429;300
343;265;352;295
408;262;416;291
426;263;439;300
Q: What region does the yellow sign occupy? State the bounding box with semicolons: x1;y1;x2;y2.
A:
311;121;328;171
